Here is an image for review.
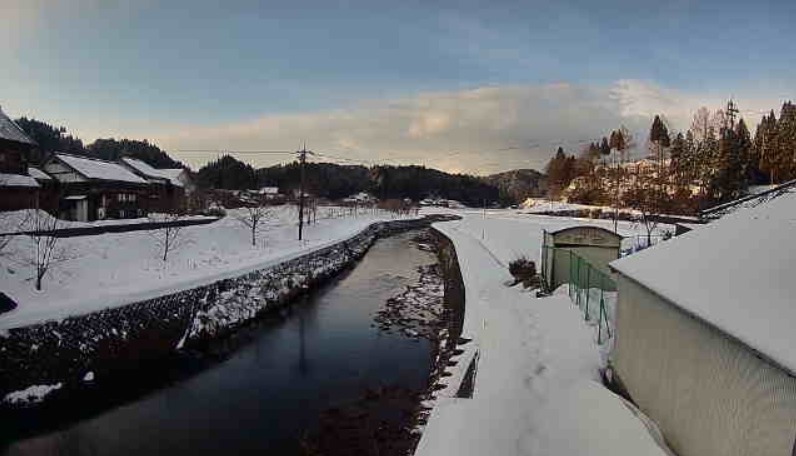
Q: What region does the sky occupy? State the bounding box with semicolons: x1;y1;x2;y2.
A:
1;0;794;174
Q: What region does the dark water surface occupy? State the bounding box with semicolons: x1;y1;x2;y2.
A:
3;231;435;456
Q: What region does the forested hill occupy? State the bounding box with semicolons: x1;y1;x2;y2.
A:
14;116;546;205
197;155;521;206
15;117;185;169
483;169;547;205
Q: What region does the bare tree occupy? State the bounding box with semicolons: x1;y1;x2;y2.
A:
28;210;65;291
149;212;185;261
235;199;274;246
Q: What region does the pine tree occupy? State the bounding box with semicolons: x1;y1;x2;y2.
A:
735;118;754;187
669;132;687;184
777;101;796;181
755;111;778;184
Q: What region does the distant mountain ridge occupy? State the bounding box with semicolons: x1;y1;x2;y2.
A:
14;117;185;169
13;115;548;205
483;168;548;205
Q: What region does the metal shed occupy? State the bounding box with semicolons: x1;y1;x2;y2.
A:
541;225;622;292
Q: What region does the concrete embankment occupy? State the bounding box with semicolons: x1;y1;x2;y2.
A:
0;215;457;402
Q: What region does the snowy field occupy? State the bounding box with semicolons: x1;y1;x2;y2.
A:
0;210;216;235
415;211;672;456
0;205;415;330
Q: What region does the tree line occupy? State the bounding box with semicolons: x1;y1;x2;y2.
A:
197;156;501;206
544;100;796;214
15;117;185;169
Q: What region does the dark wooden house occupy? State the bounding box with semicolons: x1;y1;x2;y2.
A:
119;157;186;213
42;153;150;221
0;106;39;211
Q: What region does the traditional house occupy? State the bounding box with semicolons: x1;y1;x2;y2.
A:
0;107;39;211
609;189;796;456
119;157;186;213
42;153;149;221
27;166;60;213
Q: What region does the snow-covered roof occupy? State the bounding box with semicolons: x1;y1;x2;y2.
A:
258;186;279;194
0;172;40;188
157;168;187;187
0;107;36;146
55;154;148;184
700;179;796;221
611;189;796;374
120;158;185;187
27;166;51;181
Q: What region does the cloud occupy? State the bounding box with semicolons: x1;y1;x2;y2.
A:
147;80;786;174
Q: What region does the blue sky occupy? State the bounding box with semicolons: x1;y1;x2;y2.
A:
2;0;794;173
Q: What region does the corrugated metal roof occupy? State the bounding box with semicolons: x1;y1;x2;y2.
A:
0;107;36;146
121;158;185;187
55;153;148;184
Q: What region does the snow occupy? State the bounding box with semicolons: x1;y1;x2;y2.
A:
0;173;40;188
121;157;185;187
0;209;216;235
27;167;51;181
56;154;149;184
611;188;796;375
3;383;63;405
0;206;417;330
415;212;672;455
0;107;36;145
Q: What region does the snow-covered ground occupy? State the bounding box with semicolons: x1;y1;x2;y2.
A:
0;209;216;235
415;212;672;456
0;205;414;330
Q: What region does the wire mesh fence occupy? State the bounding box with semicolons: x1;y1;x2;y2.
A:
541;246;616;344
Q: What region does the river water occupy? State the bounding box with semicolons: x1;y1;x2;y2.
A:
2;231;436;456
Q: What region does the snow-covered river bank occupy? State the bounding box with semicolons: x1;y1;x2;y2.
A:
1;230;444;456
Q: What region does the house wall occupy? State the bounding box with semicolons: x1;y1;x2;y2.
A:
0;187;38;212
613;274;796;456
43;161;87;183
0;139;29;174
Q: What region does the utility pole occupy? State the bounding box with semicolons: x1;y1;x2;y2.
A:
726;99;739;130
297;143;307;241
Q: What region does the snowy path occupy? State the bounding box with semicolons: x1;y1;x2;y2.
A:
415;214;670;456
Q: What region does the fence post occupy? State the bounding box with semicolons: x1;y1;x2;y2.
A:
585;266;591;321
598;274;605;344
575;255;582;308
569;250;574;301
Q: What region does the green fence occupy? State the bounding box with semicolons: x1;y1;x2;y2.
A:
540;245;616;345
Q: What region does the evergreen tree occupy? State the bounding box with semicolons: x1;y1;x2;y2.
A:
755;111;778;184
734;118;754;186
669;132;687;184
776;101;796;181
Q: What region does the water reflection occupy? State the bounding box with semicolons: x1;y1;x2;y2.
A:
3;231;434;456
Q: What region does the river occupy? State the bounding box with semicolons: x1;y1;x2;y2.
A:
2;230;437;455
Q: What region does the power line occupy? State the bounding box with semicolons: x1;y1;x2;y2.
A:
177;149;296;155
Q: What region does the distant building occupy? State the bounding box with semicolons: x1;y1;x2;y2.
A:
609;189;796;456
342;192;376;204
43;153;149;221
119;157;186;213
0;106;39;211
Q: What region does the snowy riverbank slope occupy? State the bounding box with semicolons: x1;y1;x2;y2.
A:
416;213;671;456
0;206;416;330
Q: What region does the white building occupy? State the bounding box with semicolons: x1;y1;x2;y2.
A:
610;189;796;456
